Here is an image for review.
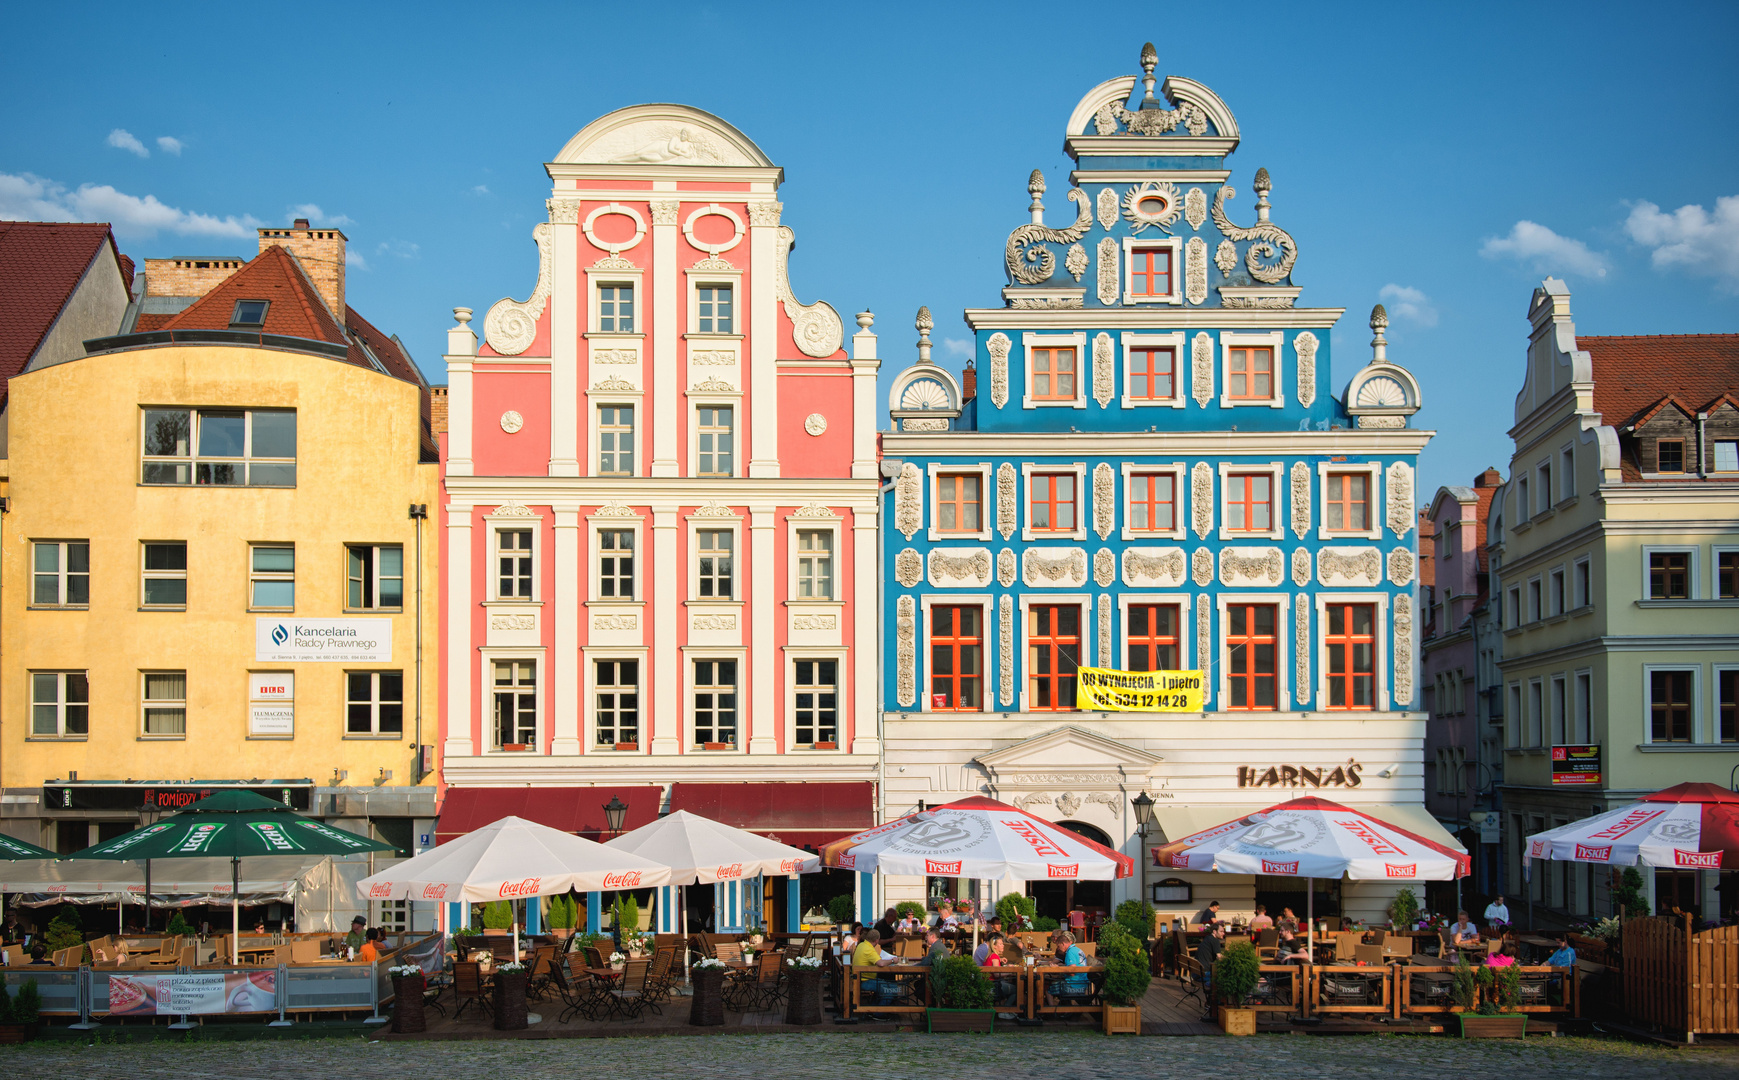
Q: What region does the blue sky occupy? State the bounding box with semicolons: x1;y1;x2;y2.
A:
3;0;1735;498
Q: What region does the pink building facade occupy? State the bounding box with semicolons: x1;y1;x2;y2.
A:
438;105;881;931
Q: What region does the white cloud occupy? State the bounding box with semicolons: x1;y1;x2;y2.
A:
289;203;355;228
106;129;148;158
0;171;260;239
1378;284;1438;327
345;249;370;271
1624;195;1739;292
156;136;183;156
375;239;419;260
1479;220;1610;279
941;338;973;359
471;184;490;196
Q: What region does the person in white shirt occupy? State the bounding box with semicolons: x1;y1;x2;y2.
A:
1483;896;1511;925
1450;911;1480;946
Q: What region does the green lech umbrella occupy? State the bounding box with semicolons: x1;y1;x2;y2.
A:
0;833;56;859
70;790;393;964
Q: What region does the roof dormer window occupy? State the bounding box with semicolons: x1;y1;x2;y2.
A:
230;300;269;328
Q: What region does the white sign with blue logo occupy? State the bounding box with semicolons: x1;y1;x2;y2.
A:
255;618;391;662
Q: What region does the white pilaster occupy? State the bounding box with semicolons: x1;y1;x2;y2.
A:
444;511;475;757
748;506;777;755
549;209;581;477
850;315;879;481
851;508;880;755
747;218;780;478
551;505;581;755
651;202;680;478
651;506;681;754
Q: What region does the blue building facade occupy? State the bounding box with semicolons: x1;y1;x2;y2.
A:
878;50;1452;925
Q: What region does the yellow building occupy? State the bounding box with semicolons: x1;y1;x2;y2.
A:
0;223;440;888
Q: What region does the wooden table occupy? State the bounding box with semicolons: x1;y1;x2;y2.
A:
1024;963;1102;1020
843;963;931;1020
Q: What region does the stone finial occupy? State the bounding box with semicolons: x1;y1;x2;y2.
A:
1139;42;1158;101
1027;169;1046;195
856;311;874;329
1252;168;1272;224
453;307;473;325
1370;303;1389;363
1027;169;1046;224
915;306;934;365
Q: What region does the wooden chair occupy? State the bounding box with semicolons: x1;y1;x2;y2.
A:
609;959;652;1020
1353;943;1387;967
714;941;743;964
1256;928;1280;959
743;952;784;1011
546;960;594;1023
1332;931;1365;962
453;961;493;1020
527;945;558;1000
585;945;609;971
642;947;677;1005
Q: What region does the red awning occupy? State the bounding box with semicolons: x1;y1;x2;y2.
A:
435;786;663;843
668;782;874;850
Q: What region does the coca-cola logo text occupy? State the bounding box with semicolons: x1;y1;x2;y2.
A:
778;859;803;873
601;871;643;889
1047;863;1079;879
421;884;450;900
1675;850;1721;868
1385;863;1417;878
1261;859;1299;875
1575;844;1612;861
498;876;543;897
925;859;962;875
368;882;394;898
715;864;744;880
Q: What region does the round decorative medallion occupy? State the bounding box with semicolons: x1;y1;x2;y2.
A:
1121;180;1183;234
804;413;827;437
500;410;524;434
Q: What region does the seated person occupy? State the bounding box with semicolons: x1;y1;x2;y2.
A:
1543;935;1576;968
873;908;899;941
29;943;52;965
980;935;1018;1008
1449;911;1480;947
1194;900;1221;928
1276;907;1300;934
1248;904;1274;931
915;928;949;969
851;929;901;1006
934;903;958;929
358;927;383;963
898;911;921;933
840;925;860;953
1196;923;1227;989
1045;930;1093;1004
973;932;996;965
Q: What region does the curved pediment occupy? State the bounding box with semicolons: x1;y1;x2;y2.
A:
553;104;774;168
973;725;1162;782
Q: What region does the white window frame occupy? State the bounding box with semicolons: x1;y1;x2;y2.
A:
31;540;89;608
1713;438;1739;475
1217;461;1285;541
1020;461;1089;542
1120;332;1187;409
787;516;841;602
141;541;188;609
587;650;646;751
141;670;187;739
1315;461;1383;540
1573;668;1594;743
1116;594;1191;671
1506;682;1522;748
1218;331;1286;409
247;542;295;612
1550;673;1568;745
1711;545;1739;600
685;262;744;337
917;594;991;715
1516;477;1530;522
1526;677;1544;748
1526;575;1542;623
1017;594;1092;714
1506;587;1521;629
1714;662;1739;744
594;279;639;335
1549;566;1567;617
1314;592;1390;713
788;652;847;750
1642;544;1698;601
594;400;640;478
345;543;405;612
687;514;743;603
691;399;741;478
1119;462;1188;541
592;520;641;603
345;669;405;738
1642;663;1700;745
1559;445;1576;500
1535;460;1553;512
685;650;747;751
139;406;297;488
926;462;993;542
30;670;89;739
481;649;545;753
491;520;540;602
1119;235;1182;306
1573;556;1592;610
1216;592;1292;713
1020;331;1088;410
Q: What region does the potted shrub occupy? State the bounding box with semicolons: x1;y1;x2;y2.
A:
479;900;514;936
825;894;856;930
1450;952;1478;1013
545;894;578;941
388;963;427;1033
689;956;728;1026
1461;959;1526;1038
0;980;29;1045
896;900;928;925
1213;940;1261;1035
165;911;194;938
785;954;824;1025
609;894;640;952
492;960;529;1030
1096;923;1150;1035
1388;887;1420;930
927;954;996;1032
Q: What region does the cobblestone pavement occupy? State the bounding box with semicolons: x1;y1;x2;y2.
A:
6;1032;1739;1079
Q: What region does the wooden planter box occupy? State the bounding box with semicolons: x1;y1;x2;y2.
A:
1102;1003;1141;1034
391;972;427;1033
927;1007;995;1032
703;742;733;751
613;741;638;751
813;741;838;750
499;743;531;752
1218;1006;1257;1036
689;966;726;1027
1460;1014;1527;1038
493;970;529;1030
785;967;823;1025
0;1024;35;1046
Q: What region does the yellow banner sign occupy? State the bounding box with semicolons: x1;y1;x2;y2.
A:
1077;668;1205;712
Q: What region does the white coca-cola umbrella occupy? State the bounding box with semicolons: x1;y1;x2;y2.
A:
355;816;672;961
1152;796;1469;961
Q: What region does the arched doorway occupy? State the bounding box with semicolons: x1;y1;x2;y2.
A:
1025;820;1114;925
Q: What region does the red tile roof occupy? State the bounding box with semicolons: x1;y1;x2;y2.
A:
1582;334;1739;428
0;221;122;411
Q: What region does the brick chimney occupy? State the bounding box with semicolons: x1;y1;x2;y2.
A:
1475;466;1503;488
961;359;977;402
257;218;347;318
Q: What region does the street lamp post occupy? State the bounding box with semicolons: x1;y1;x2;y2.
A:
602;796;628;839
1131;792;1155;909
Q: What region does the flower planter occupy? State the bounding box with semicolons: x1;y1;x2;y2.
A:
614;742;638;752
391;972;427;1033
785;967;823;1025
1218;1006;1257;1036
690;966;726;1026
499;743;531;752
702;742;733;751
1102;1003;1141;1035
812;741;838;750
0;1024;35;1046
1459;1014;1527;1039
926;1007;995;1033
492;970;529;1030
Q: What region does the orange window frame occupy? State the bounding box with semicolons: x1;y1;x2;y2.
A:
929;605;983;711
936;473;981;533
1027;604;1081;711
1126;604;1180;671
1129;347;1175;400
1226;603;1278;711
1128;473;1175;532
1323;603;1377;710
1030;347;1077;401
1325;472;1370;532
1130;248;1172;297
1228;346;1274;400
1029;473;1077;532
1226;473;1273;532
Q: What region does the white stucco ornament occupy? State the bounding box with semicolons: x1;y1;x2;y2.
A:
804;413;827;436
499;410;524;434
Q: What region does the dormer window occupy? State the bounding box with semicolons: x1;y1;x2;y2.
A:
1656;439;1685;473
230;300;269;328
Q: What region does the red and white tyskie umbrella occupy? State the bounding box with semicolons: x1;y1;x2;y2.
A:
1151;796;1470;881
1525;782;1739;870
821;796;1135;881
